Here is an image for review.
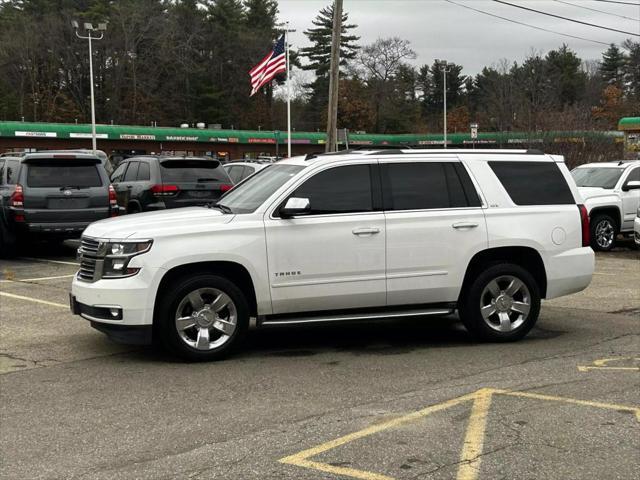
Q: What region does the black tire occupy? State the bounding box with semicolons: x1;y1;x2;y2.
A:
127;204;141;214
156;274;249;361
459;263;541;342
590;214;617;252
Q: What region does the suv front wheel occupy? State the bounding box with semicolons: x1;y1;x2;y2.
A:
156;274;249;361
459;264;541;342
590;213;616;252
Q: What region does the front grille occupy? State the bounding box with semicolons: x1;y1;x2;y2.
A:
77;236;101;282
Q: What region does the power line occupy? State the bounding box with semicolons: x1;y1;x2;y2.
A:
444;0;610;46
492;0;640;37
591;0;640;5
552;0;639;22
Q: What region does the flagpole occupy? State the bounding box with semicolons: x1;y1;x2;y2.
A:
285;22;292;158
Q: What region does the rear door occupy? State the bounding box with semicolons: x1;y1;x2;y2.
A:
22;158;109;224
382;159;488;306
159;159;231;208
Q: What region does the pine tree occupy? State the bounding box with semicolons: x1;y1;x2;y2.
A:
600;43;625;87
244;0;278;31
300;2;360;79
622;39;640;101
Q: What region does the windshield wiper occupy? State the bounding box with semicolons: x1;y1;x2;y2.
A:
208;203;233;214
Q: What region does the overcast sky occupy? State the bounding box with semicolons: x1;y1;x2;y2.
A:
279;0;640;76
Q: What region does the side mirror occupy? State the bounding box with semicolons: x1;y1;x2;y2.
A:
622;180;640;191
279;197;310;218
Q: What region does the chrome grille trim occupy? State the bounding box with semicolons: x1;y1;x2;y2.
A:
77;236;102;282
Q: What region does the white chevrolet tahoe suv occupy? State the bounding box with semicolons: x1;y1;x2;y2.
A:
70;149;594;361
571;160;640;251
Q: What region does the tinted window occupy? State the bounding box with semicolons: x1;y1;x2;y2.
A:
625;168;639;184
6;160;19;185
490;161;574;205
292;165;373;215
110;163;127;183
160;160;227;182
384;162;472;210
571;167;623;189
26;162;102;188
0;160;4;184
137;162;150;181
123;162;139;182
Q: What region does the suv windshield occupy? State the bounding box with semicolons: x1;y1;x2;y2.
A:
572;167;623;189
26;161;102;188
217;164;304;214
160;160;227;182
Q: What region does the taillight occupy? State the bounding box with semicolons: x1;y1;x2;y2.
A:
151;184;179;196
578;204;590;247
10;184;24;207
220;184;233;193
108;185;118;217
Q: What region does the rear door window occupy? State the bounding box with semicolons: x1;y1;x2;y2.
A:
160;160;227;182
227;166;245;184
110;163;127;183
26;161;102;188
383;162;477;210
0;160;4;184
137;162;150;181
489;161;574;206
6;160;20;185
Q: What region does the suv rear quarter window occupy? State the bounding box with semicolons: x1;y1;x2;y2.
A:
489;161;574;206
160;160;228;183
26;161;102;188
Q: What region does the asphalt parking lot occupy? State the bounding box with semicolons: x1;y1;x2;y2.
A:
1;241;638;480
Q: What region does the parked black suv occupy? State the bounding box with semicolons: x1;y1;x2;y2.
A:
110;156;233;213
0;152;117;256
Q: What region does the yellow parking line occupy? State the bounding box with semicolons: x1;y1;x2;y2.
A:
0;274;75;283
456;389;493;480
0;292;67;309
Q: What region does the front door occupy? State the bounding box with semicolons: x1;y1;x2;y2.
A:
620;167;640;231
264;163;386;314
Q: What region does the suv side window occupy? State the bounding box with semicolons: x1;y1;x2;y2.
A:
228;166;245;184
6;160;19;185
111;163;127;183
0;160;5;185
137;162;150;181
624;167;639;185
291;164;373;215
123;162;139;182
383;162;476;210
489;161;574;206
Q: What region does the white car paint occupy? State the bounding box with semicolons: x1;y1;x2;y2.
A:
72;150;594;329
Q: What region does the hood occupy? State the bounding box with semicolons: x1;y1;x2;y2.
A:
577;187;619;202
83;207;235;239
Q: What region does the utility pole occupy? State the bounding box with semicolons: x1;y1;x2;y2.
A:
441;60;449;149
72;21;107;154
325;0;343;153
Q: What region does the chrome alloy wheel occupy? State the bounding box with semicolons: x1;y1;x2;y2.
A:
595;219;615;249
174;288;237;350
479;275;531;333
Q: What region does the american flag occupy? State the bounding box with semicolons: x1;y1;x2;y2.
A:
249;34;286;96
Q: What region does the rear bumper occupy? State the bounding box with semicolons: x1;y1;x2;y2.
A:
545;247;594;299
18;222;90;235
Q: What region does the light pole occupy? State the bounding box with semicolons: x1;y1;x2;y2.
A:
72;21;106;154
441;60;449;149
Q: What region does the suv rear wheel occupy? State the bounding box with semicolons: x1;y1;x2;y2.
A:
590;213;616;252
459;263;541;342
156;274;249;361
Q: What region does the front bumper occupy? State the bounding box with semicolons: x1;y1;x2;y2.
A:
545;247;594;299
70;265;163;327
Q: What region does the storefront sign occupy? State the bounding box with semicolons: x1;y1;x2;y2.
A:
120;134;156;140
248;138;276;144
165;135;199;141
70;132;108;139
15;131;57;138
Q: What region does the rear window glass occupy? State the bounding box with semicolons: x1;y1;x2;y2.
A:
6;160;20;184
26;162;102;188
489;161;574;206
160;160;227;182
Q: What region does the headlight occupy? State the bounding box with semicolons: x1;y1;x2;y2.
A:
102;240;152;278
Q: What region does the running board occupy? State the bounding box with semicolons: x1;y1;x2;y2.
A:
259;306;455;327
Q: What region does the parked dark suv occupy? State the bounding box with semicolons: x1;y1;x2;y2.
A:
110;156;233;213
0;152;117;256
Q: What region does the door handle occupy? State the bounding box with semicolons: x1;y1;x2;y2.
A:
126;185;133;189
452;222;479;229
352;227;380;236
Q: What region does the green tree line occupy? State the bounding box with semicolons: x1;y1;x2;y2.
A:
0;0;638;134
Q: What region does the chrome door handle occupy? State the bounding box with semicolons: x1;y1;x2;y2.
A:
352;227;380;236
452;222;479;229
